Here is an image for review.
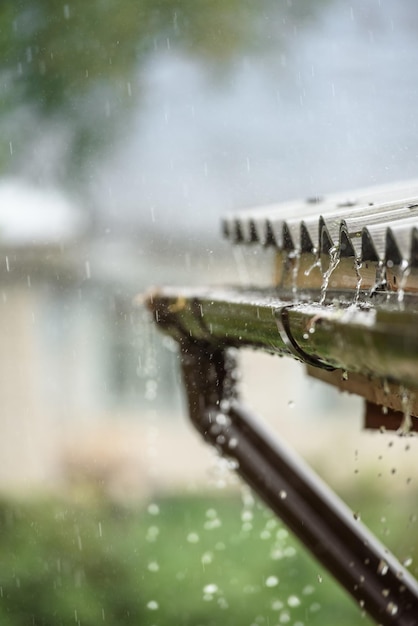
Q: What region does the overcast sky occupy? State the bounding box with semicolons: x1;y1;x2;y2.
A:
90;0;418;244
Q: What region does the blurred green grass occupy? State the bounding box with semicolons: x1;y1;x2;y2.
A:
0;485;416;626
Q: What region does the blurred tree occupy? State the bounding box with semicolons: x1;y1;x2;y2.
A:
0;0;330;187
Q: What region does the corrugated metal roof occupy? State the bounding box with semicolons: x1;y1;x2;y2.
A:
222;181;418;266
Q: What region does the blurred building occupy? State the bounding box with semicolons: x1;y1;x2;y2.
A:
0;178;189;498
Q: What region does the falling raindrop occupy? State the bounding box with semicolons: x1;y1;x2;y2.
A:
399;386;413;434
260;529;271;540
386;601;398;616
147;503;160;516
354;258;363;303
146;526;159;542
289;250;300;300
377;560;389;576
217;597;229;610
146;601;159;611
148;561;159;572
272;600;284;611
320;245;340;304
203;583;218;595
397;259;410;305
201;551;213;566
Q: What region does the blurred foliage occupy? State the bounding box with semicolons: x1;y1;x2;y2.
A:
1;488;413;625
0;0;331;184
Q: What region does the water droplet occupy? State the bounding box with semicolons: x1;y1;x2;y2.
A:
378;560;389;576
203;583;218;595
279;611;290;623
260;530;271;540
63;4;70;19
320;245;340;304
287;595;301;607
403;556;413;567
270;548;283;560
147;503;160;516
342;370;349;381
228;437;238;449
283;546;296;558
265;575;279;587
279;490;287;500
353;511;361;521
148;561;159;572
147;601;159;611
217;597;229;610
204;517;221;530
187;532;199;543
302;584;315;595
215;413;230;426
272;600;284;610
386;601;398;616
146;526;159;542
317;574;323;583
201;552;213;565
